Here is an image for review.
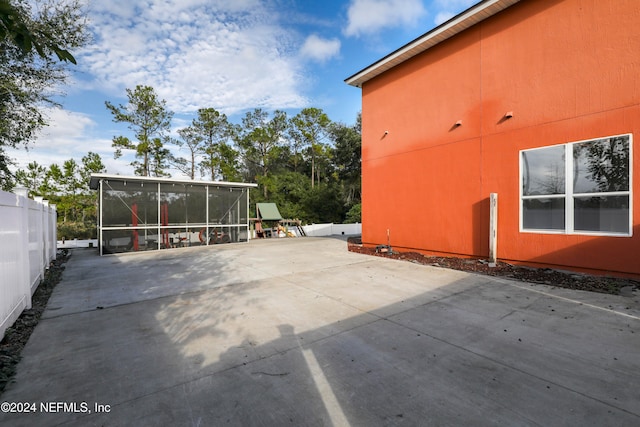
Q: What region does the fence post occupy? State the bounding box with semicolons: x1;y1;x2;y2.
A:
43;200;50;267
34;196;46;283
14;187;32;309
49;203;57;261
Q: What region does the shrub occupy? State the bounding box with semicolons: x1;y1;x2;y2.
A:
57;221;96;240
344;203;361;224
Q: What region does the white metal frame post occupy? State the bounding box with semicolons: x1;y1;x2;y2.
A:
246;188;250;240
205;185;210;246
157;182;161;250
99;179;103;256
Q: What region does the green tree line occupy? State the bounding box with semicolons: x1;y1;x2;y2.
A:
8;84;361;238
1;1;361;239
106;85;362;226
1;0;88;185
12;152;106;239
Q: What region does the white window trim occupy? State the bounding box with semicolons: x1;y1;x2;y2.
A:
519;133;633;237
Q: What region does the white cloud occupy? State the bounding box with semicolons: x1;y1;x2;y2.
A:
432;0;477;25
10;108;126;175
80;0;308;115
344;0;426;37
300;35;341;63
434;11;455;25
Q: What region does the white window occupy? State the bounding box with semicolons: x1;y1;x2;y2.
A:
520;134;632;236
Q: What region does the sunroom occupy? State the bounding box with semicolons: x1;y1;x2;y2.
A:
89;174;257;255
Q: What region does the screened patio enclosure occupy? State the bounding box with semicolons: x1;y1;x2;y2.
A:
89;174;257;255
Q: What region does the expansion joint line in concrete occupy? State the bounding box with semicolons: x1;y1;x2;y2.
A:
40;279;258;320
495;278;640;321
288;279;640;420
379;317;639;419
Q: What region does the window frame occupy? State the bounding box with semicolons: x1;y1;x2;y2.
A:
519;133;633;237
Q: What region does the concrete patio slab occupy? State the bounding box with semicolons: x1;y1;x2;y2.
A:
1;237;639;426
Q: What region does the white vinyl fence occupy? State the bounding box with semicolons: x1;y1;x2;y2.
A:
1;188;57;339
302;223;361;237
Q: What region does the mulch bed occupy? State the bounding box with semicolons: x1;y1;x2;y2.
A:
347;237;640;296
0;250;70;395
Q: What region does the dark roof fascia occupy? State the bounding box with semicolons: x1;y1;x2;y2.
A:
89;173;258;190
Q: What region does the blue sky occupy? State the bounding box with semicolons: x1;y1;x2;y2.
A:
12;0;476;177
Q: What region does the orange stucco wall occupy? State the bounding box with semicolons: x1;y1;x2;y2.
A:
361;0;640;277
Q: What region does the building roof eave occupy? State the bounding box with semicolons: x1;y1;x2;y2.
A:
88;173;258;190
345;0;522;88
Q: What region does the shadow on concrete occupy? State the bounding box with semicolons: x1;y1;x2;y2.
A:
1;239;639;426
